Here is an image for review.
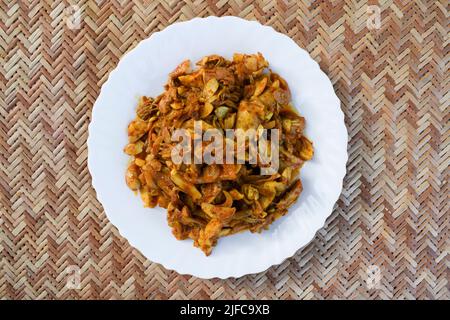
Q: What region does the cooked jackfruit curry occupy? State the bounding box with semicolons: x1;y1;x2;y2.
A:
124;53;313;255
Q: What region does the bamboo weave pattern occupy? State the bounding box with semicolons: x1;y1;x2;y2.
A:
1;0;449;299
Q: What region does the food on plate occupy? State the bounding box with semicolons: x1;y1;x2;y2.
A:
124;53;313;255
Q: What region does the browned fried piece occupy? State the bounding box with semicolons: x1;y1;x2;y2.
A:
124;53;313;255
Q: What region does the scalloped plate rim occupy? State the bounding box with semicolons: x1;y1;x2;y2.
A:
87;16;348;279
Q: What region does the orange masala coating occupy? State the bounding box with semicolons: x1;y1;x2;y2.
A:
124;53;313;255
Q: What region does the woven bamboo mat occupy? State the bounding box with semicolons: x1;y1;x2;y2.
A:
1;0;449;300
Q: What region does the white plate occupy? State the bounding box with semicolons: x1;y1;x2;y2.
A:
88;16;347;279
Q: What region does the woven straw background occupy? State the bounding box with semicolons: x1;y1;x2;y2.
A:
1;0;449;300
